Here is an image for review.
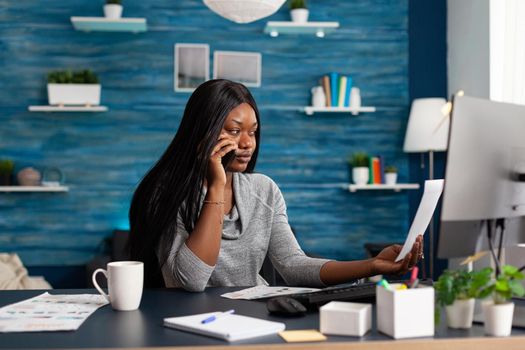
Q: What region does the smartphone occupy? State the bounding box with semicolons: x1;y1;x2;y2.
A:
221;150;236;169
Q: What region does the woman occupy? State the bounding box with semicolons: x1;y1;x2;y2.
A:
129;79;422;291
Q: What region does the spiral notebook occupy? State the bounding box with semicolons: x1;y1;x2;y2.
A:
163;312;285;342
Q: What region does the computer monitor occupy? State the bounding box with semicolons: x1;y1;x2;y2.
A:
438;95;525;259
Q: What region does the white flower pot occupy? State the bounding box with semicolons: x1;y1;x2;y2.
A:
352;167;369;185
385;173;398;185
290;8;309;23
104;4;123;19
47;84;101;106
482;301;514;337
445;298;475;329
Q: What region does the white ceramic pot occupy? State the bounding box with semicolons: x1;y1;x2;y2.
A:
445;298;475;329
352;167;369;185
290;8;309;23
482;300;514;337
349;87;361;109
104;4;123;19
311;86;326;107
47;84;101;106
385;173;398;185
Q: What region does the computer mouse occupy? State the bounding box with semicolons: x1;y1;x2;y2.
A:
266;297;307;317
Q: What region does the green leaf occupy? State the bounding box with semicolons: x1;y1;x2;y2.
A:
478;286;493;299
495;279;510;292
503;265;518;275
509;281;525;297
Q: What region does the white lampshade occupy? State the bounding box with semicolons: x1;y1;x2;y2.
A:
203;0;286;24
403;98;449;152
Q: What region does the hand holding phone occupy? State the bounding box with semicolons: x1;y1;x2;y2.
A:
221;150;236;170
207;136;237;187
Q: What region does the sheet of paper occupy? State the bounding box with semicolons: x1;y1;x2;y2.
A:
279;330;327;342
0;292;108;332
395;179;444;262
221;285;320;300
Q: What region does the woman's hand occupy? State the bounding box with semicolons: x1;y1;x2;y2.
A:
207;134;237;188
372;235;424;276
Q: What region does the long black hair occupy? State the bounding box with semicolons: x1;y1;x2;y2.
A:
129;79;261;287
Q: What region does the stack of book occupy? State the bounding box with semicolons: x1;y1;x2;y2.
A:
368;156;385;184
320;72;353;107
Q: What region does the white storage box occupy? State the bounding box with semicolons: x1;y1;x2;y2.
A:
47;83;101;106
320;301;372;337
376;284;434;339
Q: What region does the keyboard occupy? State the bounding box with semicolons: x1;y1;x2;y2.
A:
289;282;377;307
288;279;433;308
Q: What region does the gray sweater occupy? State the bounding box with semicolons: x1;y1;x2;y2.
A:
161;172;331;291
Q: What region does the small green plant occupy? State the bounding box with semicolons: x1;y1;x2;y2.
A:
289;0;307;9
0;159;14;174
47;70;99;84
484;265;525;304
434;268;492;323
106;0;122;4
385;165;398;173
349;152;369;168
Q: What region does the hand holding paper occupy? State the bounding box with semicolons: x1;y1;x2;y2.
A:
395;179;444;262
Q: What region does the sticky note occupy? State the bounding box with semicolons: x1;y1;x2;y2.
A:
279;330;327;342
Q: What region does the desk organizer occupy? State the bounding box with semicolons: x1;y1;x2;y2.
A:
320;301;372;337
376;284;434;339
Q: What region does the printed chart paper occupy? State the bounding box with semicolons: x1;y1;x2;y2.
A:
0;292;108;332
221;285;320;300
395;179;444;262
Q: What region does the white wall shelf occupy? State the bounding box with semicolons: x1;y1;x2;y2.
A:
302;106;376;116
0;186;69;193
264;21;339;37
348;184;420;192
28;106;108;112
71;17;147;33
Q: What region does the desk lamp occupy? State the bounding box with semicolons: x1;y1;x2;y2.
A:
404;98;449;280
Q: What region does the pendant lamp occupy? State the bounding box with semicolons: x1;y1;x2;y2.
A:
203;0;286;24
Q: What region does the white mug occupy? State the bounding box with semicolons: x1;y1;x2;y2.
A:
92;261;144;311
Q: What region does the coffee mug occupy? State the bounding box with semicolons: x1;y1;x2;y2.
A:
92;261;144;311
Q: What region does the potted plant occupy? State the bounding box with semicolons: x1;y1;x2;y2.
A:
349;152;369;185
289;0;308;23
384;166;398;185
47;70;101;106
434;268;492;329
104;0;123;19
0;159;14;186
481;265;525;336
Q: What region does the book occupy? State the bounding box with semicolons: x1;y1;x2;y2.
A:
368;157;374;185
344;76;353;107
372;157;381;184
164;312;285;342
338;76;347;107
379;155;385;184
321;75;331;107
329;72;339;107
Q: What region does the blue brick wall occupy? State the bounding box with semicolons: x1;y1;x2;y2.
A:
0;0;410;266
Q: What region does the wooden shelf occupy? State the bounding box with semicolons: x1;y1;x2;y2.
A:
0;186;69;193
28;106;108;112
303;106;376;116
71;17;147;33
264;21;339;37
348;184;420;192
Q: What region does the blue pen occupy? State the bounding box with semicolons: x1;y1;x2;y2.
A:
201;309;235;324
